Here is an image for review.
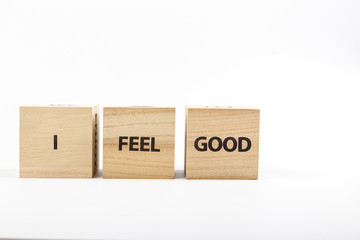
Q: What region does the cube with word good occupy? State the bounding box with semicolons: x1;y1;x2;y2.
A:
185;107;260;179
20;105;99;178
103;107;175;179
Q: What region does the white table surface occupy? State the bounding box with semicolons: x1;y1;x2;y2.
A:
1;163;359;240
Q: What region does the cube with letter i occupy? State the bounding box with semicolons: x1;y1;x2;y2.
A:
185;107;260;179
19;105;99;178
103;107;175;179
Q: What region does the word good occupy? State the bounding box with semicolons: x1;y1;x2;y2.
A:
194;136;251;152
119;136;160;152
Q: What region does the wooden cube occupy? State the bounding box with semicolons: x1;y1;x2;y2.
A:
103;107;175;179
20;105;99;178
185;107;260;179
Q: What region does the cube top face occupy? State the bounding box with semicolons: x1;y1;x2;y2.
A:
103;107;175;179
20;106;99;178
185;107;260;180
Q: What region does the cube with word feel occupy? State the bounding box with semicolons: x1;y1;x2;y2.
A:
185;107;260;179
20;105;99;178
103;107;175;179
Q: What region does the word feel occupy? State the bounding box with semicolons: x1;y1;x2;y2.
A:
119;136;160;152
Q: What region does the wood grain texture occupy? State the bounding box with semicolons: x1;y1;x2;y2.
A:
185;107;260;180
103;107;175;179
19;105;99;178
92;106;100;177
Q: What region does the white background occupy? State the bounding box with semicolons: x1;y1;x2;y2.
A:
1;0;360;239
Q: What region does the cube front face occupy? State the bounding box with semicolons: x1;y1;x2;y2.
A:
185;107;260;179
20;106;99;178
103;107;175;179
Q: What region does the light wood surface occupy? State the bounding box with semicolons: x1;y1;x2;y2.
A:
185;107;260;179
19;105;99;178
103;107;175;179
